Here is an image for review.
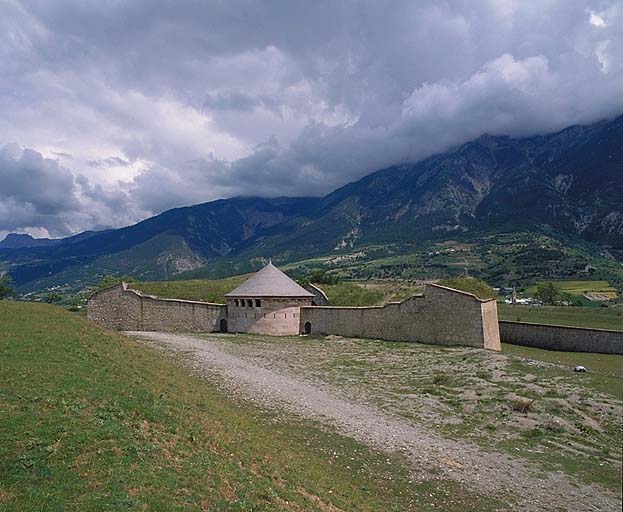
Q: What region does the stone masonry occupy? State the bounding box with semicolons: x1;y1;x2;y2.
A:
88;278;501;350
87;282;226;332
299;284;501;350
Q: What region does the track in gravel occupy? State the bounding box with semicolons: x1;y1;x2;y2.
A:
126;331;620;512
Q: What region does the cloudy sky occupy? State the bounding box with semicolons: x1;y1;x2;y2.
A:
1;0;622;239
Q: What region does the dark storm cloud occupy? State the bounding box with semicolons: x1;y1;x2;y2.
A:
0;143;79;234
0;144;142;237
1;0;621;236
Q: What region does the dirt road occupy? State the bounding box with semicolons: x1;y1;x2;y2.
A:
126;331;620;511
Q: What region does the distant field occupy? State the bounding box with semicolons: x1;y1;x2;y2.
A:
2;302;482;511
498;303;622;331
524;280;618;299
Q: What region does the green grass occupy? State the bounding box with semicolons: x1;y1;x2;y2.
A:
130;276;246;304
498;303;622;331
319;282;418;306
524;280;618;298
502;343;623;399
0;302;501;511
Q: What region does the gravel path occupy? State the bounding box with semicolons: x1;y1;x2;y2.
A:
126;331;620;512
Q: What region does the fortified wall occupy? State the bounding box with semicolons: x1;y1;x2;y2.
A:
300;284;501;350
87;282;501;350
87;280;621;354
499;321;623;354
87;283;226;332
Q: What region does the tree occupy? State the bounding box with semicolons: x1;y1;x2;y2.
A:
535;282;559;305
559;291;575;305
0;276;15;300
44;293;62;304
98;275;137;290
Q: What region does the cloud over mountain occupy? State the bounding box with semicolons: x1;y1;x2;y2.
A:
1;0;621;237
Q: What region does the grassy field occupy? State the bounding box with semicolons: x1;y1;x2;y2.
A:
524;280;618;299
0;302;501;511
202;333;623;493
498;303;622;331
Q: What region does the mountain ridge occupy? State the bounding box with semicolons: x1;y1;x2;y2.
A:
2;115;621;292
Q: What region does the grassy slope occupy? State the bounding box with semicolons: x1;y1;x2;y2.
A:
498;304;622;331
130;276;246;304
0;302;499;511
318;282;419;306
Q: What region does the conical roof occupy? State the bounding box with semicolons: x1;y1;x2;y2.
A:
225;262;314;298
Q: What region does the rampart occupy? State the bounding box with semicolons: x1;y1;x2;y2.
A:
87;282;501;350
87;283;226;332
499;321;623;354
299;284;501;350
86;282;622;354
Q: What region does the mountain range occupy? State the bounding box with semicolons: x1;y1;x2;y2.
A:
1;115;622;294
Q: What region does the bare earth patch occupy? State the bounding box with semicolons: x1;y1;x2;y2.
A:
127;331;622;512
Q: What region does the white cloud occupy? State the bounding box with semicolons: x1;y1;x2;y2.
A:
588;10;606;27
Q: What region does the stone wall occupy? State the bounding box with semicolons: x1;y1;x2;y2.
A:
87;282;500;350
227;298;312;335
303;283;329;306
499;321;623;354
300;284;501;350
87;283;226;332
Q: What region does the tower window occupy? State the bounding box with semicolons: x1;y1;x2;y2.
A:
247;299;253;307
255;299;261;307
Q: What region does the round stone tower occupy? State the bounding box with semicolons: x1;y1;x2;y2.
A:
225;262;314;335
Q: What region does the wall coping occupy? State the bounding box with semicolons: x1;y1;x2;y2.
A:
302;283;490;310
499;319;623;335
305;283;329;302
90;280;493;310
428;283;496;303
89;282;226;307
